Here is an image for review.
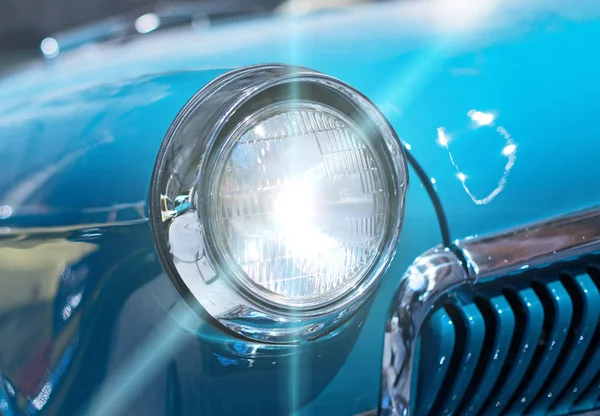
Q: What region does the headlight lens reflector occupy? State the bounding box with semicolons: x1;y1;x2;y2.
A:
211;102;389;309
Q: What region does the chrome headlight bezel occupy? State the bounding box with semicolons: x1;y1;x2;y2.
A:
150;64;408;343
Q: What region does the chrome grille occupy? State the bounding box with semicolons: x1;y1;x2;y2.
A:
414;263;600;416
380;207;600;416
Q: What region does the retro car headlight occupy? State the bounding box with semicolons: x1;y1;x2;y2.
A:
150;65;407;342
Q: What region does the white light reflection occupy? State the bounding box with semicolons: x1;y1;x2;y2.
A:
0;205;12;219
245;241;260;263
254;124;265;137
5;381;15;396
273;181;339;265
40;37;59;59
438;119;518;205
62;305;72;320
63;291;83;321
404;142;412;151
68;291;83;308
430;177;436;185
502;143;517;156
135;13;160;34
437;127;450;147
32;380;53;410
468;109;495;127
408;272;426;291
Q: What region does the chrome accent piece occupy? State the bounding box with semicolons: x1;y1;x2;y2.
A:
380;207;600;415
380;247;469;416
150;64;408;343
458;207;600;281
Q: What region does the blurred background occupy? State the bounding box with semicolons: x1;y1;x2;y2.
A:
0;0;374;72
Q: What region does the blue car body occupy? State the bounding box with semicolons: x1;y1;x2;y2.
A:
0;1;599;415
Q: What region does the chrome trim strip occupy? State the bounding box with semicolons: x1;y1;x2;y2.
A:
380;206;600;415
459;207;600;281
380;247;469;415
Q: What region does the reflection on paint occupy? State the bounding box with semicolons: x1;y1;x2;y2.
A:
31;380;53;411
40;37;59;59
467;109;495;127
61;289;84;321
437;127;451;146
29;336;79;412
502;143;517;156
5;381;15;396
437;110;517;205
0;205;12;219
85;301;198;416
135;13;160;34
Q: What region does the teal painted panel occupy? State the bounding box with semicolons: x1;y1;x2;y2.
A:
572;380;600;414
437;303;485;415
528;274;600;414
483;288;544;416
509;281;573;414
461;295;515;416
550;273;600;415
415;308;455;416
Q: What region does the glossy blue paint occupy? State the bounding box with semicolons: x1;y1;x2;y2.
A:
438;303;485;416
484;288;544;415
529;273;600;414
0;373;17;416
462;295;515;416
508;281;573;415
414;308;455;416
1;1;600;414
573;378;600;413
551;273;600;415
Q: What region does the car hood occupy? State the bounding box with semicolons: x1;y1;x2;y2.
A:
1;0;600;240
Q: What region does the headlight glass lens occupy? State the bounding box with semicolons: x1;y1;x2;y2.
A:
211;102;389;308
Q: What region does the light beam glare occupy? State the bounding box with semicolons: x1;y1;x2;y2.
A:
286;14;301;413
375;42;451;116
85;300;199;416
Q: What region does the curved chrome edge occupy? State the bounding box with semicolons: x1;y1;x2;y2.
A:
380;246;469;416
459;206;600;281
150;64;408;343
380;206;600;415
